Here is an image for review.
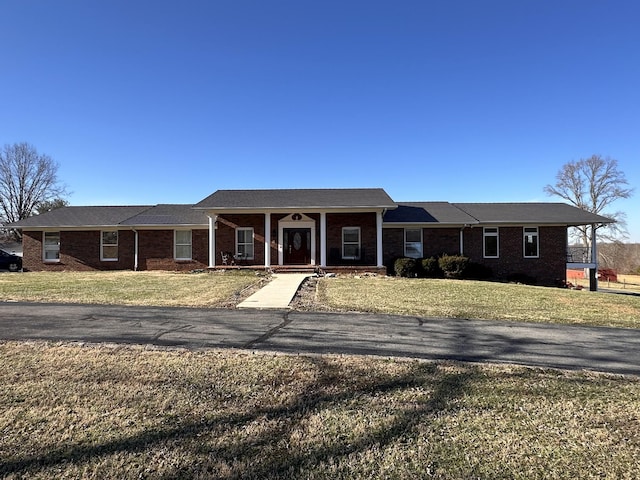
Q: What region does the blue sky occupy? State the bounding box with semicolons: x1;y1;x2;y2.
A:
2;0;639;241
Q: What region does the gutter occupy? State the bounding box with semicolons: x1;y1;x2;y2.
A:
132;228;139;271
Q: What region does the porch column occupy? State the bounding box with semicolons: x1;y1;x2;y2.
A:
376;211;384;267
590;224;598;291
208;214;217;268
320;212;327;267
264;213;271;268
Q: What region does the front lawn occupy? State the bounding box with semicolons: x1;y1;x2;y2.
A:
316;276;640;328
0;270;264;307
1;342;638;479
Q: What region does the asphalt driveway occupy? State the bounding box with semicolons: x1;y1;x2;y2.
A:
1;302;639;376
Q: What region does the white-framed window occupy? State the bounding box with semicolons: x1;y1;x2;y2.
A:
404;228;423;258
101;230;118;261
236;227;254;260
524;227;539;258
483;227;499;258
175;230;193;260
342;227;361;260
43;231;60;262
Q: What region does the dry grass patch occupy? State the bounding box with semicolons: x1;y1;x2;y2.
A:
1;342;638;479
0;270;264;307
316;276;640;328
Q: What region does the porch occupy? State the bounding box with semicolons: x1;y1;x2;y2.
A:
208;263;388;275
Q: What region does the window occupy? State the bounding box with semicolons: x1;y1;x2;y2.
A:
404;228;423;258
236;227;254;260
524;227;539;258
43;232;60;261
175;230;192;260
342;227;361;260
101;230;118;261
483;227;499;258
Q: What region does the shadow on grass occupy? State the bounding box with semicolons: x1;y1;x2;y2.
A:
0;358;475;478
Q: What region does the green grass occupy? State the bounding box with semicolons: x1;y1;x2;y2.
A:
317;276;640;328
1;342;638;479
0;270;264;307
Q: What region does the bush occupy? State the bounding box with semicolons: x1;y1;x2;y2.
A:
421;257;443;278
463;262;493;280
394;257;418;277
438;254;469;279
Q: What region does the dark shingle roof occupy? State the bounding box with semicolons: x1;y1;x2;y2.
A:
121;205;208;226
194;188;397;210
384;202;614;226
384;202;477;224
9;205;208;229
452;203;614;225
8;206;152;228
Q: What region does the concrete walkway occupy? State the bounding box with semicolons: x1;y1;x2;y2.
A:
237;273;312;309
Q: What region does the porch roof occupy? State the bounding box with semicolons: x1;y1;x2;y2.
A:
194;188;397;211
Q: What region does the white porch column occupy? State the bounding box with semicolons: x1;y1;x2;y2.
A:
208;214;217;268
376;211;384;267
320;212;327;267
264;213;271;268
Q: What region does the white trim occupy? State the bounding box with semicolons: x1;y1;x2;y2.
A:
342;226;361;260
174;229;193;261
236;227;255;260
100;230;118;261
264;213;271;267
320;212;327;267
376;211;383;267
483;227;499;258
523;226;539;258
208;215;216;267
278;213;316;266
42;231;60;262
404;227;423;258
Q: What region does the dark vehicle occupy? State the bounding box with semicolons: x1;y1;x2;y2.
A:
0;249;22;271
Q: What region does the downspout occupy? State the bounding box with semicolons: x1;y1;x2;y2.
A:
459;226;466;256
590;223;598;291
133;228;139;271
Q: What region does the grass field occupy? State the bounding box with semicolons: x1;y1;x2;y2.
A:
2;271;640;328
0;270;264;307
1;342;638;480
315;276;640;328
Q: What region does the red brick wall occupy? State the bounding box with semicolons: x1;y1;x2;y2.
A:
383;225;568;286
463;226;567;286
21;229;208;272
137;229;208;271
214;212;378;266
326;212;377;265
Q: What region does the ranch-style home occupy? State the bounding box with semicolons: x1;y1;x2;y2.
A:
9;187;613;286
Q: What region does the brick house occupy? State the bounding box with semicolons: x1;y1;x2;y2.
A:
9;188;613;286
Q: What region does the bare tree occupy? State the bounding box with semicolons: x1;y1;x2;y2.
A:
35;197;69;215
0;142;68;232
544;155;634;247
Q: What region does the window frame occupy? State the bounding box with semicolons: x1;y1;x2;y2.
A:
404;228;423;258
483;227;499;258
342;226;361;260
101;230;119;261
523;226;539;258
43;231;61;262
174;229;193;261
236;227;254;260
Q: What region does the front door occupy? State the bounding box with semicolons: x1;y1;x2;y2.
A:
284;228;311;264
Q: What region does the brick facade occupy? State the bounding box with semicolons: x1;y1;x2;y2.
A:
384;225;567;286
214;212;377;266
21;229;208;272
20;215;568;286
